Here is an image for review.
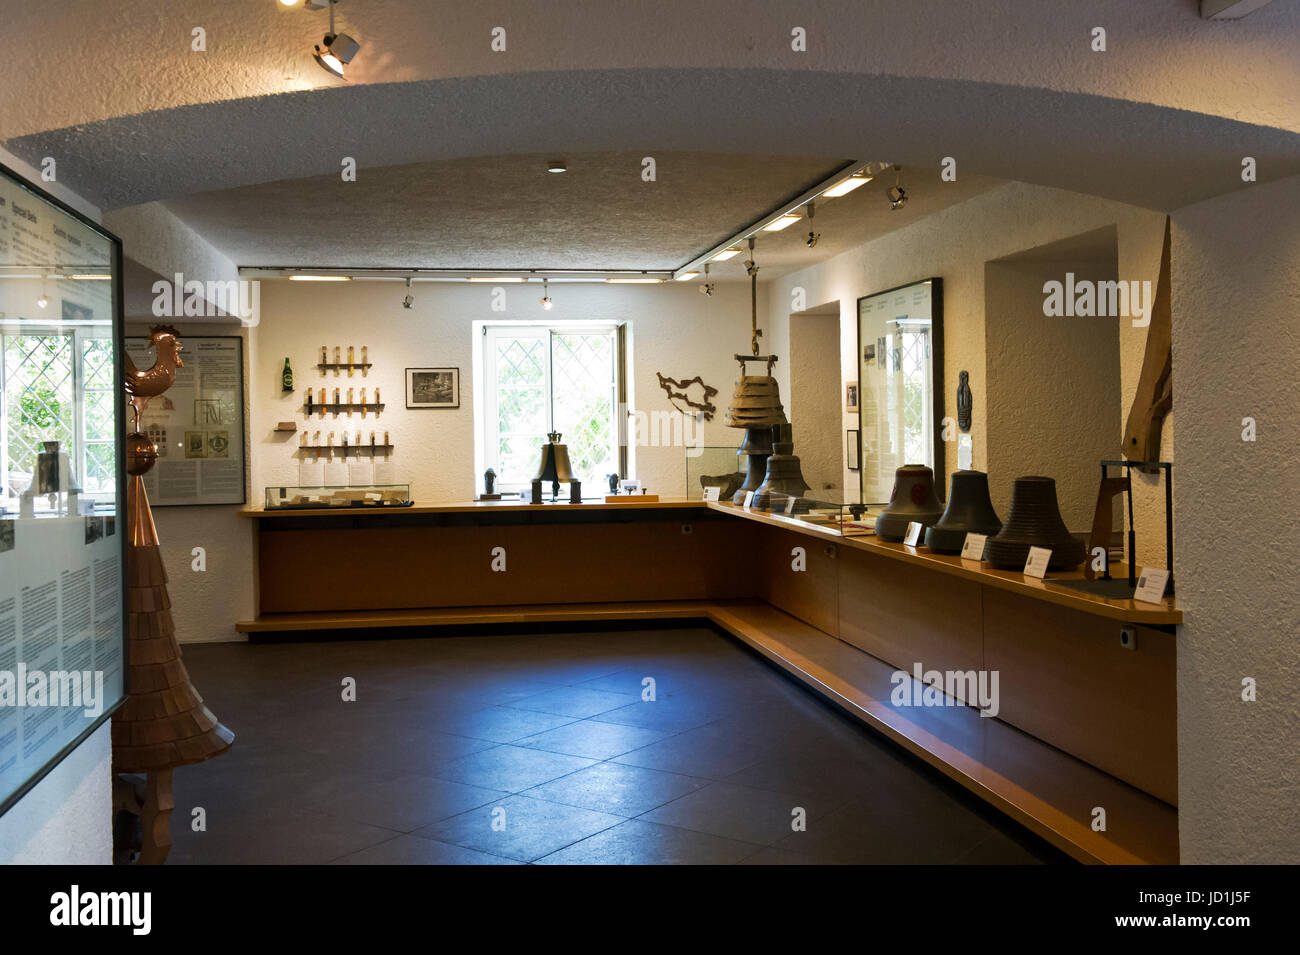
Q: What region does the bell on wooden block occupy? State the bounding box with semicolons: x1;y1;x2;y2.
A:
984;475;1085;570
532;432;581;502
874;464;945;542
924;470;1003;554
753;423;810;511
731;426;773;505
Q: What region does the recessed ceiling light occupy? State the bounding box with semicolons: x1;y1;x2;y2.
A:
289;275;351;281
606;277;664;284
279;0;301;7
675;272;700;281
467;277;525;283
68;274;111;280
822;173;872;198
547;161;567;173
711;248;742;262
763;214;802;232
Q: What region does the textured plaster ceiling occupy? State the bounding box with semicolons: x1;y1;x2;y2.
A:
159;152;1000;276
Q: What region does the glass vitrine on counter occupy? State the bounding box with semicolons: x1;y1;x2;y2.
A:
263;483;413;509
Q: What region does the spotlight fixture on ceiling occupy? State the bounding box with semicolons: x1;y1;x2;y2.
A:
743;237;759;278
36;273;49;309
540;278;554;310
547;161;567;174
805;201;820;248
887;165;908;211
313;1;360;79
698;264;714;297
402;277;413;309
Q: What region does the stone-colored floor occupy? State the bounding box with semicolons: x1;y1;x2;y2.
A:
169;626;1070;864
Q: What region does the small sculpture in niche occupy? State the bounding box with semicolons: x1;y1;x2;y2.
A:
607;473;620;495
655;372;719;421
957;370;973;433
483;468;497;495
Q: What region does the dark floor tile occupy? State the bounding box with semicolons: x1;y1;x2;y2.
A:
612;724;769;779
537;819;759;865
515;719;673;760
168;806;397;865
772;793;991;864
433;706;579;744
300;773;507;832
418;795;624;862
639;780;836;846
504;685;636;719
432;744;596;792
524;761;706;816
330;834;520;865
591;698;730;733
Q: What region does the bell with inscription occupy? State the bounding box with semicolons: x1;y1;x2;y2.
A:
984;475;1084;570
924;470;1002;554
532;432;581;503
752;423;810;511
874;464;945;542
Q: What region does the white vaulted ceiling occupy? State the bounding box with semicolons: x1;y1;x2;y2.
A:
1;1;1296;274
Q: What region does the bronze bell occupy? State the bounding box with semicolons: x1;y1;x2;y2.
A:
924;470;1003;554
874;464;944;542
732;426;773;505
984;475;1085;570
753;423;810;511
533;432;580;502
724;375;787;429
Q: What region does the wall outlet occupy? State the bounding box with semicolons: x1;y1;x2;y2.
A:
681;523;693;535
1119;627;1138;651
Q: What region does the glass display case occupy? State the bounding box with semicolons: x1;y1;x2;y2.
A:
684;445;747;500
732;492;878;536
0;161;126;817
264;483;413;509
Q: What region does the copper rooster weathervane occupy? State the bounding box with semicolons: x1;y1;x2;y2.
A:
113;325;234;865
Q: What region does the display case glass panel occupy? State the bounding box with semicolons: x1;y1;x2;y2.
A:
0;162;126;816
264;484;413;509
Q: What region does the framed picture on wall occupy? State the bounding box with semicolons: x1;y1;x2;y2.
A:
406;367;460;409
847;430;861;470
845;382;860;413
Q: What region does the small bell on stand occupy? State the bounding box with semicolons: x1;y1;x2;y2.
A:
753;423;810;511
531;432;581;503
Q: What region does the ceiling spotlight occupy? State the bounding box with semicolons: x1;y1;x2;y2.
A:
712;248;741;262
698;264;714;296
822;173;872;198
540;278;554;310
547;161;567;174
888;166;908;210
37;294;49;309
279;0;301;7
313;1;360;78
402;277;413;309
804;201;820;247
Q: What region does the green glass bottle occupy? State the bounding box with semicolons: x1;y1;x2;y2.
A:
281;357;293;391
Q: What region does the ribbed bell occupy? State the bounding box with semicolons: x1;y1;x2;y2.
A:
984;475;1085;570
924;470;1003;554
874;464;945;542
732;426;773;505
725;375;787;429
752;423;810;511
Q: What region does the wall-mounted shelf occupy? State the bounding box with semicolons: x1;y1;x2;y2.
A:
304;403;385;416
317;363;372;373
296;445;394;457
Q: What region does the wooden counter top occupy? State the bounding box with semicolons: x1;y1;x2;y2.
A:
705;502;1182;625
239;496;1181;625
239;498;707;518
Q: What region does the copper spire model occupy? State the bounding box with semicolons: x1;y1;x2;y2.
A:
113;325;234;864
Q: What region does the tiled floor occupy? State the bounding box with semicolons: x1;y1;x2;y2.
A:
168;626;1071;865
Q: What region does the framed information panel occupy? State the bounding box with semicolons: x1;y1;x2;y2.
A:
856;277;945;505
0;161;127;817
124;335;246;506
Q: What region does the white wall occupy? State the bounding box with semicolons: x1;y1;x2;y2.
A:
250;279;763;504
0;144;110;865
768;181;1167;543
1170;173;1300;864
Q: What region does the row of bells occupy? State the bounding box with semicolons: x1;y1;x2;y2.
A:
876;465;1084;570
